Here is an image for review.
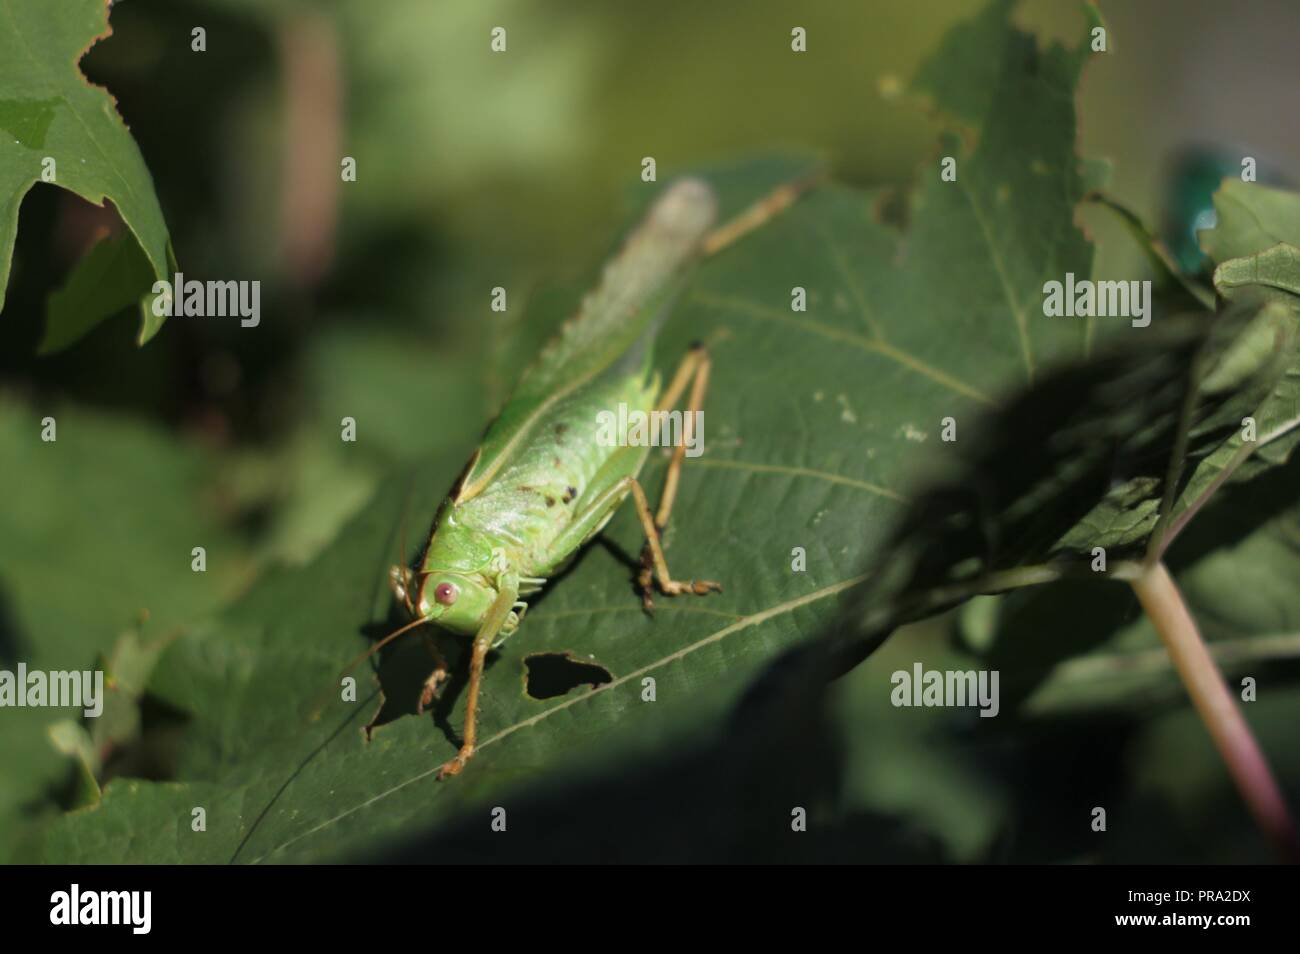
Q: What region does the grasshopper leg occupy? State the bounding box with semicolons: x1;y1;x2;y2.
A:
628;478;721;612
435;636;488;779
638;344;716;611
437;583;518;780
542;444;721;611
538;460;722;616
416;632;450;715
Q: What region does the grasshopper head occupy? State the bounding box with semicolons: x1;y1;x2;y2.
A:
413;571;497;636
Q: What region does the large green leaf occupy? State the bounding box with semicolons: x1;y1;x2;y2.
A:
0;0;172;346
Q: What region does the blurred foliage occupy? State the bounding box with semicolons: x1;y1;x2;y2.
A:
1;0;1298;863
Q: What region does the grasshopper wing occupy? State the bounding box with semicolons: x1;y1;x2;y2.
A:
455;178;718;503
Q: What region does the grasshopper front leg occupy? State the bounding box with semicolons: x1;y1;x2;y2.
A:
437;581;520;780
416;632;450;715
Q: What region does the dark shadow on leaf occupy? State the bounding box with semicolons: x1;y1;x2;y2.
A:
363;638;946;863
831;310;1278;677
0;582;24;666
972;451;1300;711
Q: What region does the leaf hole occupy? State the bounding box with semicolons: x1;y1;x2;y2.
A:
524;652;612;700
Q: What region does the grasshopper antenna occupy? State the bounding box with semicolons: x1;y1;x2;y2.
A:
397;476;418;616
336;614;430;681
303;614;431;725
304;479;427;722
340;474;432;684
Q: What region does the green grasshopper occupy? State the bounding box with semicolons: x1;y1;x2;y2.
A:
366;175;808;779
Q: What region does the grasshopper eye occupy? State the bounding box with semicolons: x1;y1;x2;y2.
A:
434;582;459;606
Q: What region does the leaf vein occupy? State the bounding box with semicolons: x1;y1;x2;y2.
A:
958;178;1035;383
693;291;995;405
691;456;907;503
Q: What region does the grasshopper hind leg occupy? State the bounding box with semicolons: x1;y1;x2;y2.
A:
542;440;722;614
637;343;720;612
628;479;722;612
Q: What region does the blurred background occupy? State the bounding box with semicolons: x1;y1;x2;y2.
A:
2;0;1298;862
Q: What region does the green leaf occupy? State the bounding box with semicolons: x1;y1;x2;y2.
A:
38;231;155;354
1214;243;1300;299
0;398;249;861
0;0;173;346
1157;181;1300;529
1200;180;1300;264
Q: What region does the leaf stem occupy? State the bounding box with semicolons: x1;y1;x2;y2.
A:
1130;562;1298;861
